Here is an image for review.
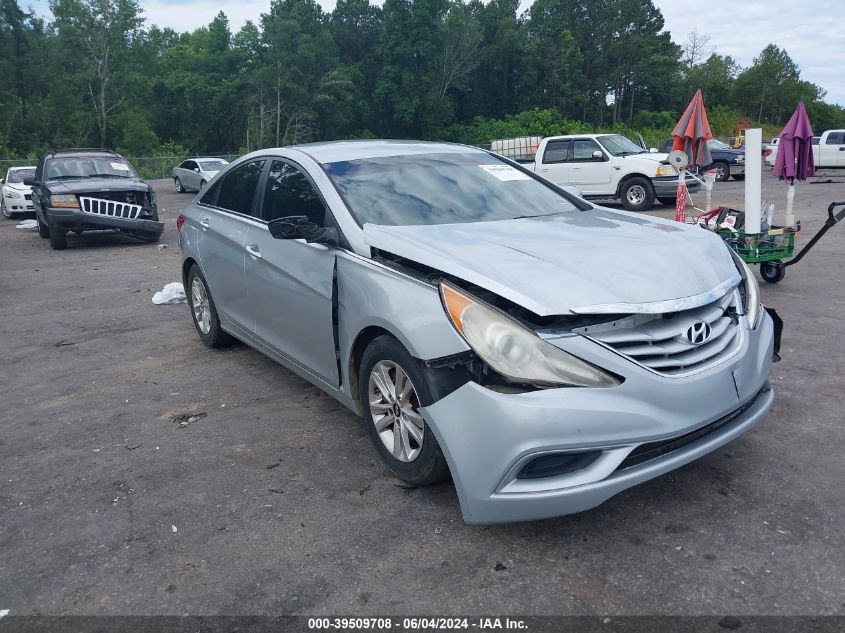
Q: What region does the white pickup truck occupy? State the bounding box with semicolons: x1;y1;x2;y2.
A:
814;129;845;168
492;134;700;211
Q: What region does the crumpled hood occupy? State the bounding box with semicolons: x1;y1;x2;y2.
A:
363;208;739;316
47;177;151;195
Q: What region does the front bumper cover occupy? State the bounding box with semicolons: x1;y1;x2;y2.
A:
651;175;701;197
420;312;775;524
44;206;163;238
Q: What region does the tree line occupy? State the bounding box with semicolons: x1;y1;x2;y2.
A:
1;0;843;160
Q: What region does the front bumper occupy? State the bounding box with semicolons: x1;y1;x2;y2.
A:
730;164;746;176
44;206;163;238
4;195;33;212
421;312;775;524
652;175;701;197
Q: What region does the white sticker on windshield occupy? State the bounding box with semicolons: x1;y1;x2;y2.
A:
110;162;130;171
478;164;531;181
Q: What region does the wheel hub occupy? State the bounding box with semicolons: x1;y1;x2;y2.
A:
367;360;424;463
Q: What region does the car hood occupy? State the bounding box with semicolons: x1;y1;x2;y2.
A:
4;182;32;193
619;152;669;164
46;177;151;194
363;208;739;316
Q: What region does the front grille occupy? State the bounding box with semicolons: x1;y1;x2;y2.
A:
79;196;142;220
573;289;741;376
615;387;766;471
24;194;31;200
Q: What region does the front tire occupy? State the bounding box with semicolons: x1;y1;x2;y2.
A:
657;196;676;206
1;198;10;218
37;216;49;238
359;335;449;486
186;265;233;347
49;225;67;250
175;177;184;193
732;174;745;181
199;180;207;189
620;177;656;212
712;161;730;182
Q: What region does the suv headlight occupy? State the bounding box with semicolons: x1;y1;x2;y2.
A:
440;281;621;388
655;165;678;177
50;194;79;208
729;250;762;329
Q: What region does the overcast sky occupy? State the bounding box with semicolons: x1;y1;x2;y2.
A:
29;0;845;106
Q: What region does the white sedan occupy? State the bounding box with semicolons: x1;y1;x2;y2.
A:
172;158;229;193
1;166;36;218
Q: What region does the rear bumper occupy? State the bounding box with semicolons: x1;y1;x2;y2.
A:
420;312;775;524
44;206;163;238
652;175;700;197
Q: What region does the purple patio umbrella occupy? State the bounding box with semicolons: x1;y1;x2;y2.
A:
773;101;815;227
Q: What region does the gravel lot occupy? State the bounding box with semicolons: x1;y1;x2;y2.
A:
1;171;844;616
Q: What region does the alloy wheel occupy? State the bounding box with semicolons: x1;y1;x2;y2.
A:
367;360;425;462
626;185;646;206
191;276;211;335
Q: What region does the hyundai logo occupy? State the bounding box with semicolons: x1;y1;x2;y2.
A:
685;321;712;345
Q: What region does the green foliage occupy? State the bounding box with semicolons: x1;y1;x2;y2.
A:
0;0;843;159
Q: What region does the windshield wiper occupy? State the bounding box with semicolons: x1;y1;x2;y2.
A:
512;211;569;220
89;173;130;178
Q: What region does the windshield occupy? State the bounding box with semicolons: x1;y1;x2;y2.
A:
597;135;646;156
324;152;581;227
199;160;227;171
7;167;35;183
44;156;138;180
708;139;730;150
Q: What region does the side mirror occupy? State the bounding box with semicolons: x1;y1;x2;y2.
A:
649;148;658;153
592;150;604;160
23;177;37;186
268;215;338;246
193;167;200;173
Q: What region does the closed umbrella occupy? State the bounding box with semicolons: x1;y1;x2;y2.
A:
671;89;714;221
773;101;815;228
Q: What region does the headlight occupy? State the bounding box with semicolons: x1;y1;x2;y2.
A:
729;250;762;329
49;194;79;208
4;190;21;198
440;281;621;388
655;165;678;177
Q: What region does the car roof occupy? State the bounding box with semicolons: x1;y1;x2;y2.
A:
46;150;122;159
284;140;485;164
190;157;228;162
9;165;36;170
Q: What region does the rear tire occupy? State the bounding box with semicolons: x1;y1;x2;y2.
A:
760;260;785;284
359;335;449;486
620;177;656;212
732;174;745;181
49;225;67;250
186;265;233;348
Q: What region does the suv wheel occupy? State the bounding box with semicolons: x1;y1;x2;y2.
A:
1;198;10;218
49;225;67;250
359;335;449;486
620;177;656;212
187;265;233;347
37;216;49;238
712;161;730;182
175;177;184;193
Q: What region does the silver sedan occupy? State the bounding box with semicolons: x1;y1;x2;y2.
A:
177;141;775;524
172;158;229;193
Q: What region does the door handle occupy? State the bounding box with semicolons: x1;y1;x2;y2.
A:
199;217;210;231
245;244;262;259
540;168;550;172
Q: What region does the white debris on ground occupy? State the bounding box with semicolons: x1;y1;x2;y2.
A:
16;219;38;229
152;282;186;305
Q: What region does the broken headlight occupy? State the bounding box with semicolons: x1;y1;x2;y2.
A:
440;281;620;388
729;249;762;329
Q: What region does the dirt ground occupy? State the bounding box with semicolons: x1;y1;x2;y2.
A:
1;169;844;616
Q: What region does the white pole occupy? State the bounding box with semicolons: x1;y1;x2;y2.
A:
744;128;762;234
785;184;795;228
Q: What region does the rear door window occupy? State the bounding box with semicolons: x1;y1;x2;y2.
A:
542;140;570;164
213;160;266;217
825;132;844;145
